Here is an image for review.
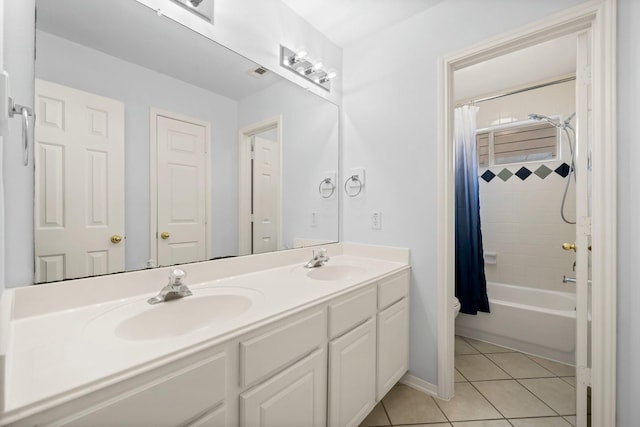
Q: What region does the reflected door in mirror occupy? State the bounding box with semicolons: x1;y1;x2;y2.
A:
252;136;281;254
34;80;125;283
155;113;209;266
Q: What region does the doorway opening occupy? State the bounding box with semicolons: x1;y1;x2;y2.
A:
437;3;616;426
238;116;283;255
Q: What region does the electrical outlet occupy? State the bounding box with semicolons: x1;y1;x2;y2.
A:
311;211;318;227
371;211;382;230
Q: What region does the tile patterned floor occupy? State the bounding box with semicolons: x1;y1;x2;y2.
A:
360;336;578;427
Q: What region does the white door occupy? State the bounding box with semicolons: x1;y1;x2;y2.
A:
328;318;376;427
155;114;208;267
573;31;592;427
34;79;125;283
252;136;280;254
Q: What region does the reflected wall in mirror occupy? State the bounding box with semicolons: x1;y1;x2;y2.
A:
33;0;339;283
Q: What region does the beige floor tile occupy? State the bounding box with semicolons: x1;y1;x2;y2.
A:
455;369;468;382
561;376;576;387
463;338;515;354
435;382;501;422
394;424;451;427
486;353;555;379
359;402;390;427
452;421;511;427
382;384;448;425
564;415;576;426
456;336;480;355
519;378;576;415
473;380;556;418
455;354;510;381
509;417;572;426
527;355;576;376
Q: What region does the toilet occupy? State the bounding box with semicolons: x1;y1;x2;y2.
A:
453;297;461;318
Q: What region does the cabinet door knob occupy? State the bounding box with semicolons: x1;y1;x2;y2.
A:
161;231;170;240
111;235;122;244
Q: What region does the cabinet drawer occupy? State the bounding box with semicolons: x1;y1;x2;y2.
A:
60;351;227;427
378;270;410;310
328;287;376;339
240;309;324;387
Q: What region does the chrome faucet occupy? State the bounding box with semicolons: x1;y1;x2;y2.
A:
147;268;192;305
304;248;330;268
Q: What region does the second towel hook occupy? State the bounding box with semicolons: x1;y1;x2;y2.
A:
344;174;363;197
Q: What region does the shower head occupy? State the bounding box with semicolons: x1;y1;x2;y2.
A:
528;113;575;130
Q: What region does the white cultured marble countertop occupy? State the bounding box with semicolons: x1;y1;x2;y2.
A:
2;247;409;422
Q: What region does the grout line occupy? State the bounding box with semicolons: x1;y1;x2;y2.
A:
379;399;393;427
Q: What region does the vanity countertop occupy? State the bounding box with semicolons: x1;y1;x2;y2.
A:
1;243;409;423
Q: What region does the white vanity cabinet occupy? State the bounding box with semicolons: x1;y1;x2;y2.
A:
238;309;326;427
376;272;410;400
327;288;377;427
3;264;411;427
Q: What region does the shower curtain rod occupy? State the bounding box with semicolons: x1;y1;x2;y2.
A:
459;75;576;106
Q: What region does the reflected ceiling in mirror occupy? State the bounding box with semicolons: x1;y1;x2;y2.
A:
33;0;339;283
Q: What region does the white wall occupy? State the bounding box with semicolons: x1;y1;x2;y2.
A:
341;0;587;385
3;0;35;287
35;31;239;273
0;0;5;304
616;0;640;424
238;81;340;249
136;0;343;104
476;82;576;293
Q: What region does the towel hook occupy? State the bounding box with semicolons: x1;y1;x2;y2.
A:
318;177;336;198
8;97;34;166
344;174;363;197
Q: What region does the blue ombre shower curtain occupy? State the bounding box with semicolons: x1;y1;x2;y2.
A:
454;106;490;315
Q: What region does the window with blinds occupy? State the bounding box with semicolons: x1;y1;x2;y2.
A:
476;122;558;167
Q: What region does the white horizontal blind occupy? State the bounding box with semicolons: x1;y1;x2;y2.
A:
477;122;557;167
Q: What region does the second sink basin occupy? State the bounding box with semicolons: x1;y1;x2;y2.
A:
306;265;366;281
86;287;262;341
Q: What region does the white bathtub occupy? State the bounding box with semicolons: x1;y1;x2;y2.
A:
455;282;576;365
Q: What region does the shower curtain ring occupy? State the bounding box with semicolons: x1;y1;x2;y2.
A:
344;175;363;197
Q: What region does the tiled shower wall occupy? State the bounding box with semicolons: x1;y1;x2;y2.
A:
477;81;577;293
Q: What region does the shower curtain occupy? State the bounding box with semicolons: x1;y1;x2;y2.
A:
454;105;490;315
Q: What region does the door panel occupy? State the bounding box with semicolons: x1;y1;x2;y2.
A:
252;136;280;254
34;79;125;282
156;115;207;266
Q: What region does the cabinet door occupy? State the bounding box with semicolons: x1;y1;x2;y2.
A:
328;317;376;427
184;404;226;427
377;298;409;400
240;349;325;427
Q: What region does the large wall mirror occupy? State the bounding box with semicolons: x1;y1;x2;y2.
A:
33;0;339;283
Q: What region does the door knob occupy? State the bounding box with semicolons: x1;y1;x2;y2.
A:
161;231;170;240
562;243;576;251
111;235;122;244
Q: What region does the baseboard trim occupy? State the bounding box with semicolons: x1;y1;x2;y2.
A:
399;374;440;398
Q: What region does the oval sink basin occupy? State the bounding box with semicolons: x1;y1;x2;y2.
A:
86;287;261;341
306;265;366;281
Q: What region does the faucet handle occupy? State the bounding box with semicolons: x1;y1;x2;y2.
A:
169;268;187;285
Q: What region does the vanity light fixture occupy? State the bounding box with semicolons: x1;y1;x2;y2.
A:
281;45;337;92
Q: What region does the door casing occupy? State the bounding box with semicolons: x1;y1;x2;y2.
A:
436;2;616;426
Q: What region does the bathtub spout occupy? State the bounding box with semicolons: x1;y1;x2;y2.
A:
563;275;592;285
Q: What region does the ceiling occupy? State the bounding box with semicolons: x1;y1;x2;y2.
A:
280;0;444;47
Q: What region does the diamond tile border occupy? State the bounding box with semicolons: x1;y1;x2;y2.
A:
479;163;571;183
